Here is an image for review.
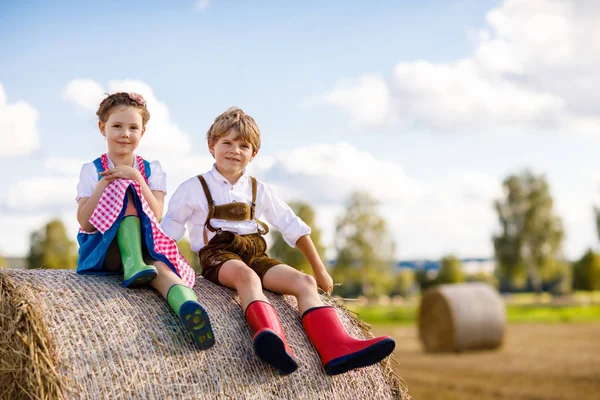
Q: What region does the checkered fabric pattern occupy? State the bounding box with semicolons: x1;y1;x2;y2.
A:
81;154;195;287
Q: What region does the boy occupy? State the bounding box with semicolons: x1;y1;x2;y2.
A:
161;107;394;375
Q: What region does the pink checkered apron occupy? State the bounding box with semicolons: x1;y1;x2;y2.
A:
85;154;195;287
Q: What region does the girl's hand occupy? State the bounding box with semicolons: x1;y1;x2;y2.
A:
100;166;142;183
314;269;334;295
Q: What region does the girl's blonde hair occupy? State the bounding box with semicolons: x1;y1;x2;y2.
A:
96;92;150;126
206;107;261;152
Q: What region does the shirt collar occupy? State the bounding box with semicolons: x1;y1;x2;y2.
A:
107;153;137;169
209;163;248;186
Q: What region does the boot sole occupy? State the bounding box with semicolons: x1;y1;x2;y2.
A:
254;330;298;375
324;338;396;376
180;301;215;350
123;269;158;288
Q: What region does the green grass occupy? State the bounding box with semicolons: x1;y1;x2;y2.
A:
506;305;600;323
347;304;600;325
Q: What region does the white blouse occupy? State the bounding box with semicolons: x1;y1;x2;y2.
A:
75;155;167;201
161;165;311;252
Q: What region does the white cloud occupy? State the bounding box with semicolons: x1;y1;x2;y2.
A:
195;0;210;11
63;79;192;155
63;79;105;111
0;84;40;157
2;142;597;260
4;177;77;213
253;143;502;259
322;0;600;136
44;157;88;177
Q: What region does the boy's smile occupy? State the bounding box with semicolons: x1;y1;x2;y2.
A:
210;128;257;184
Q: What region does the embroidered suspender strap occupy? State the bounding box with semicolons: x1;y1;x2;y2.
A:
197;175;218;244
250;177;269;235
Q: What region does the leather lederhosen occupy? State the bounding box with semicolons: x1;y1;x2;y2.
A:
196;175;282;284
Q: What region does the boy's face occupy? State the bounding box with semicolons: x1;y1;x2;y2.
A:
99;106;145;157
209;128;257;178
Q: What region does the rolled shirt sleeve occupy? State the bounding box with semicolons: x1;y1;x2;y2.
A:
161;178;199;242
148;160;167;194
161;187;190;242
75;163;99;201
258;183;311;248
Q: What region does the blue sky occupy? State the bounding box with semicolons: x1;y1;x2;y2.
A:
1;0;599;262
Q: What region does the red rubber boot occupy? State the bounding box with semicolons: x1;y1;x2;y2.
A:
302;306;395;375
245;300;298;374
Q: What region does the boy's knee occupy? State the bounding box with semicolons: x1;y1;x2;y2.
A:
235;266;261;287
297;273;317;293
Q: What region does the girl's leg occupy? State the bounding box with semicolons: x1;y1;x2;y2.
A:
150;261;214;349
117;190;157;287
262;264;323;315
149;261;187;297
218;259;297;374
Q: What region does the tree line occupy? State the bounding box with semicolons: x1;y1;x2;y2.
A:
5;169;600;297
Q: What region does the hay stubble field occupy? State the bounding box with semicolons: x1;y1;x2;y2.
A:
374;323;600;400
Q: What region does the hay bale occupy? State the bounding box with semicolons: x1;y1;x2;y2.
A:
418;283;506;353
0;269;409;400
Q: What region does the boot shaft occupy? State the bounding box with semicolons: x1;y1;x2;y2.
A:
245;300;285;338
302;306;395;375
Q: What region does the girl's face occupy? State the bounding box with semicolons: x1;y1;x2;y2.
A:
99;106;145;157
209;129;257;180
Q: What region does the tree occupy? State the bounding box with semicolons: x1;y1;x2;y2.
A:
436;255;465;285
466;271;499;288
390;268;416;297
331;191;396;298
416;269;437;293
177;238;201;274
573;249;600;291
493;170;564;293
27;219;77;269
269;201;326;273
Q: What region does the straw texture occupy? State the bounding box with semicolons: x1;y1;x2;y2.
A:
0;269;409;400
418;283;506;353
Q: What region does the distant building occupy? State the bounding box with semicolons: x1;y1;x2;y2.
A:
328;257;496;275
397;258;495;275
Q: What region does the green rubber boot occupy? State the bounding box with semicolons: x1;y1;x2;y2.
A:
117;216;157;288
167;284;215;350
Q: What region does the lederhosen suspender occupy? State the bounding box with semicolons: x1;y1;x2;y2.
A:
197;175;269;244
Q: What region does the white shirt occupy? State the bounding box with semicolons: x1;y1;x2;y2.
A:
161;165;311;252
75;155;167;201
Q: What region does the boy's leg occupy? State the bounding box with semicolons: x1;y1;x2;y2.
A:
262;264;323;314
150;261;214;350
262;264;394;375
218;260;297;374
217;259;268;309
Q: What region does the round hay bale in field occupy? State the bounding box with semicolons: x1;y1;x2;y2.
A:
0;269;409;400
418;282;506;353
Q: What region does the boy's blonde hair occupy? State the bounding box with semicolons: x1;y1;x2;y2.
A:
206;107;261;152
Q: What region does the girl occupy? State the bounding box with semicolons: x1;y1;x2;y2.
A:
162;107;395;375
75;92;214;350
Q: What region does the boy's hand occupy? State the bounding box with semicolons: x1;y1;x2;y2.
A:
100;166;142;183
314;269;334;295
